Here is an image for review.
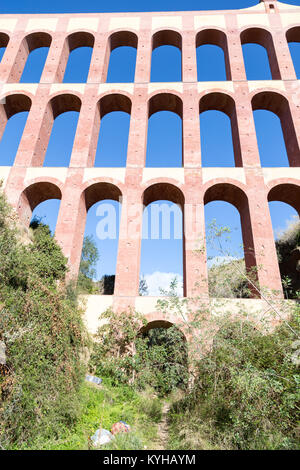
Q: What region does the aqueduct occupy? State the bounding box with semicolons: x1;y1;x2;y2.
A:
0;0;299;334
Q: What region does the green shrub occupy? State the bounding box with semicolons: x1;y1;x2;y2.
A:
138;393;162;423
90;309;188;396
169;310;300;450
0;191;89;448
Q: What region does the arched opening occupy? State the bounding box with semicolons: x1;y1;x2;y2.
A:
63;32;94;83
30;199;61;235
136;320;188;395
204;184;258;298
106;31;138;83
0;94;31;166
196;29;231;81
43;94;81;167
17;182;62;229
252;92;299;167
146;93;183;167
268;184;300;299
20;32;52;83
140;183;185;297
286;27;300;79
200;93;241;167
241;28;280;80
253;110;289;167
94;94;132;167
151;30;182;82
78;182;122;294
0;32;9;62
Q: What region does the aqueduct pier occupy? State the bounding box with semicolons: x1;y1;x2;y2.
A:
0;0;299;333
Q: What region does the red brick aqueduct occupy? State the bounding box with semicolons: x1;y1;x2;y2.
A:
0;0;300;333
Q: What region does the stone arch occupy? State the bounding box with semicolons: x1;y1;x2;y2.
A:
108;30;138;51
38;93;82;166
79;181;123;292
98;93;132;118
196;28;231;80
204;182;259;296
148;92;183;118
83;181;123;211
0;93;32;164
139;317;187;341
146;93;183;167
200;92;242;167
0;93;31;131
151;30;182;82
93;93;132;166
17;181;62;227
286;26;300;43
143;182;185;208
251;91;299;167
105;31;138;83
65;31;95;51
10;32;52;82
152;29;182;51
141;319;174;333
268;183;300;217
0;31;9;51
48;93;82;118
241;27;280;79
137;316;189;389
23;31;52;51
141;182;185;295
62;31;95;82
267;182;300;297
286;26;300;78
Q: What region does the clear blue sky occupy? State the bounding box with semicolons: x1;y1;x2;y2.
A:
0;0;300;295
0;0;299;14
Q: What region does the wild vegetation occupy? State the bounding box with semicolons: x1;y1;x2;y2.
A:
168;311;300;450
90;308;189;396
207;218;300;300
0;190;89;449
0;189;299;450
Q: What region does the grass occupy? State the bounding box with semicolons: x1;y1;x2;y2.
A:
13;380;162;450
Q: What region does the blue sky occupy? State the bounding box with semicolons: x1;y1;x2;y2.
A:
1;0;300;295
0;0;300;14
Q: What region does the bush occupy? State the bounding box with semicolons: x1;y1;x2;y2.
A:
90;308;189;396
169;310;300;450
138;392;162;423
0;191;89;448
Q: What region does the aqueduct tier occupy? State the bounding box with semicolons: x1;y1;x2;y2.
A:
1;0;300;317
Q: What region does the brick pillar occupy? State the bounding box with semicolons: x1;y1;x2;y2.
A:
40;18;69;83
69;86;99;167
184;171;208;298
272;30;297;81
126;85;149;167
114;173;143;297
54;169;86;279
244;171;284;297
87;21;110;83
134;18;152;83
280;83;300;167
182;18;197;83
13;88;51;167
182;84;201;168
226;15;247;81
234;82;261;168
1;32;27;83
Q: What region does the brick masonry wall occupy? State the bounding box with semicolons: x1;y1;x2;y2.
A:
1;0;300;317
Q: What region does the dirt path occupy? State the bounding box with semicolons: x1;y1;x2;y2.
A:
152;401;170;450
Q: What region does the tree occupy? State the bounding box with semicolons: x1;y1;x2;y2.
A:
139;276;149;296
77;235;99;293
